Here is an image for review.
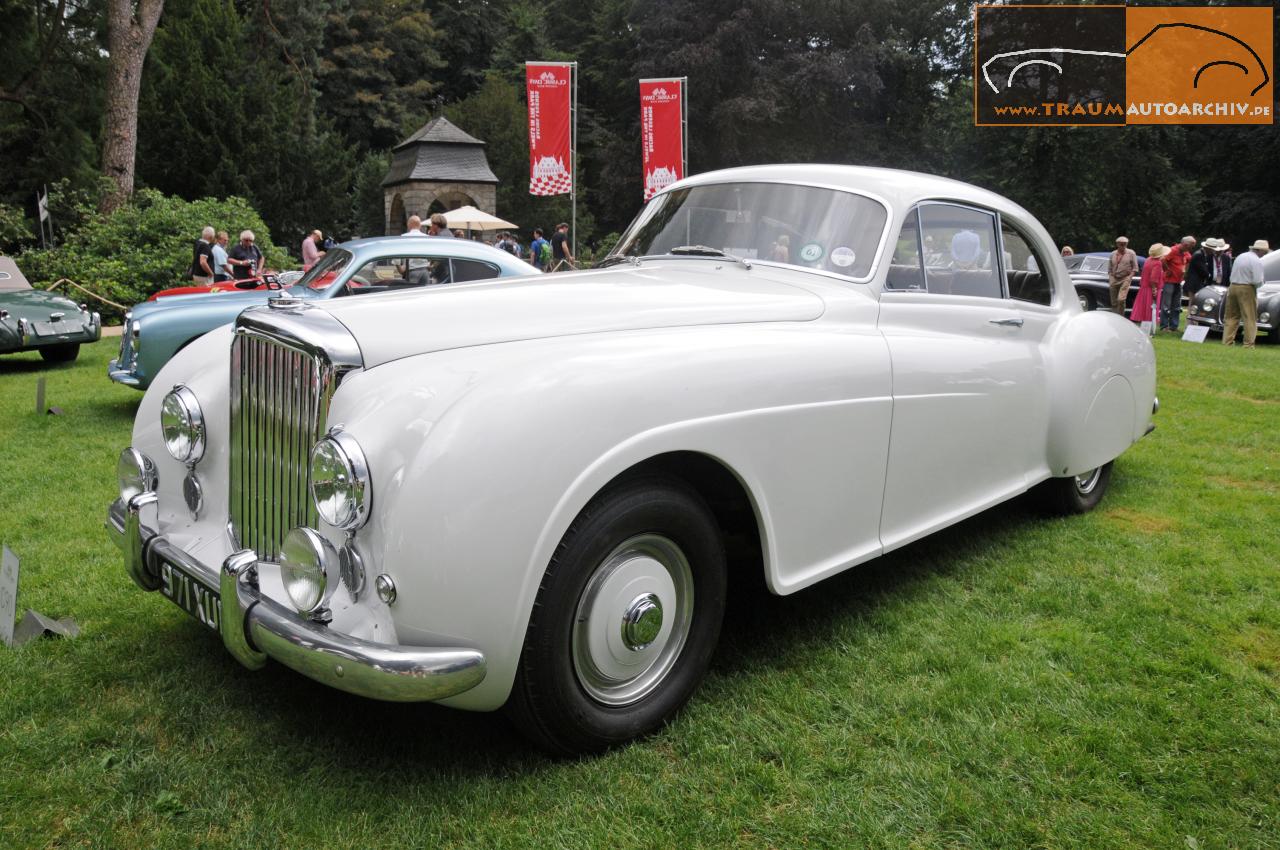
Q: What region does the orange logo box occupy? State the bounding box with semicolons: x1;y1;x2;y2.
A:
1126;6;1273;125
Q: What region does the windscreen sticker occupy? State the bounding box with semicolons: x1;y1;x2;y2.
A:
830;246;856;268
799;242;824;263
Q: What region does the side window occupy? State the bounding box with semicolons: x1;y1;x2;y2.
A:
336;257;449;297
1000;221;1053;306
918;204;1003;299
450;259;502;282
885;208;926;291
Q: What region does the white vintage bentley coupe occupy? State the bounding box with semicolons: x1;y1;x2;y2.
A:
109;165;1157;753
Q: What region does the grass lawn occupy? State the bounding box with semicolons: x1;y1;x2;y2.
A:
1;333;1277;849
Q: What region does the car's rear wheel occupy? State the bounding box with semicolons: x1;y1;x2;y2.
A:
38;343;80;364
507;474;726;755
1034;461;1113;515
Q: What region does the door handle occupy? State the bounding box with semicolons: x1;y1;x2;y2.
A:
989;317;1024;327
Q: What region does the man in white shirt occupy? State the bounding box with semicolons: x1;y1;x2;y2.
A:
403;215;426;236
1224;239;1270;347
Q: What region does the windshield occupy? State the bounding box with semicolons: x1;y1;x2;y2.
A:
296;249;354;290
610;182;887;279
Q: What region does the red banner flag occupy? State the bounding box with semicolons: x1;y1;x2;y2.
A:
640;78;686;200
526;63;574;196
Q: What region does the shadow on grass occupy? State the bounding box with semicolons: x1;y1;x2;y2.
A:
0;356;74;375
141;491;1053;781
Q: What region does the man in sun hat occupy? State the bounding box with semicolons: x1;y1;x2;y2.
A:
1108;236;1138;313
1223;239;1270;347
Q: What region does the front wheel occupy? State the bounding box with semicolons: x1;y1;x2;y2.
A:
1033;461;1113;515
1077;289;1096;312
507;474;727;755
39;343;80;364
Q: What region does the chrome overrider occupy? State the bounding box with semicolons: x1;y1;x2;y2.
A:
107;495;487;701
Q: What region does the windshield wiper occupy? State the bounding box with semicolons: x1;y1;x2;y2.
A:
595;255;635;268
668;245;752;268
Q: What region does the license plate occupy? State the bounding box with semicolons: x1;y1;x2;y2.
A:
159;559;221;633
34;320;72;336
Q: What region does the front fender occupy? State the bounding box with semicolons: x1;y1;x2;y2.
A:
324;321;893;710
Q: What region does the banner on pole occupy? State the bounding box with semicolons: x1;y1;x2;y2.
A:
526;63;574;196
36;187;49;223
640;78;686;201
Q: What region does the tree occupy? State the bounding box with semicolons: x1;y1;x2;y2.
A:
101;0;165;211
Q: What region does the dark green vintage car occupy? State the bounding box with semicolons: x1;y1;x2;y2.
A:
0;256;101;363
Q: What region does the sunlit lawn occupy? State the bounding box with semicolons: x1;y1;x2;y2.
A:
1;334;1277;848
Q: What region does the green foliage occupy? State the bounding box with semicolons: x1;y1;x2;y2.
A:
18;189;286;321
0;0;105;210
0;202;33;253
318;0;446;152
3;0;1278;259
351;150;391;238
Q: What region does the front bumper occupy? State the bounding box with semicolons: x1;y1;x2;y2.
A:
107;495;486;702
107;359;145;388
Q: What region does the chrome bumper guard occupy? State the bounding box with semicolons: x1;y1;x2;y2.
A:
107;495;486;702
106;360;144;387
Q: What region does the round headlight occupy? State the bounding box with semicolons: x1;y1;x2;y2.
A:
1204;298;1217;310
280;527;338;615
117;448;158;501
1260;311;1271;324
309;430;370;530
161;385;205;464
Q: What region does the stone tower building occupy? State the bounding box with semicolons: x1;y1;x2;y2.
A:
382;116;499;234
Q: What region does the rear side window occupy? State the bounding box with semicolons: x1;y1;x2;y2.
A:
1000;221;1053;306
450;259;502;282
918;204;1002;299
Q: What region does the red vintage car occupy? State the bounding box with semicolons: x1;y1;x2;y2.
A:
148;272;298;301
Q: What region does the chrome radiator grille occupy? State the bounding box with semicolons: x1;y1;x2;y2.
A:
229;331;331;562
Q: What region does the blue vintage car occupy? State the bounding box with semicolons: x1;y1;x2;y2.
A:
109;236;540;389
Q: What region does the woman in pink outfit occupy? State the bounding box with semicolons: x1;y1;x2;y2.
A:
1131;243;1166;332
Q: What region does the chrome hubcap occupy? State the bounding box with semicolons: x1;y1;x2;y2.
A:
1078;293;1089;311
621;593;663;650
572;534;694;706
1074;466;1102;495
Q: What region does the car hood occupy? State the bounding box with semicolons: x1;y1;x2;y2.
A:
317;261;827;368
132;287;313;319
0;287;85;320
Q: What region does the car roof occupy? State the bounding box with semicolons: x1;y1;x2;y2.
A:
668;164;1035;222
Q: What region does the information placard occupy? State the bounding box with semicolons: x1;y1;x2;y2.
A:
0;546;18;647
1182;326;1210;343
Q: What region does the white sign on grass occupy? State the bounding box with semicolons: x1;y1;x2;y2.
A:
1182;326;1210;343
0;546;18;647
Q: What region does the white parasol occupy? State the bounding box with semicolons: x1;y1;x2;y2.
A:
442;206;518;233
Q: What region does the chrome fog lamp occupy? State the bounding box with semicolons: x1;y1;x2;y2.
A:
280;527;339;615
309;429;370;530
1260;311;1271;324
161;385;205;464
118;448;158;501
